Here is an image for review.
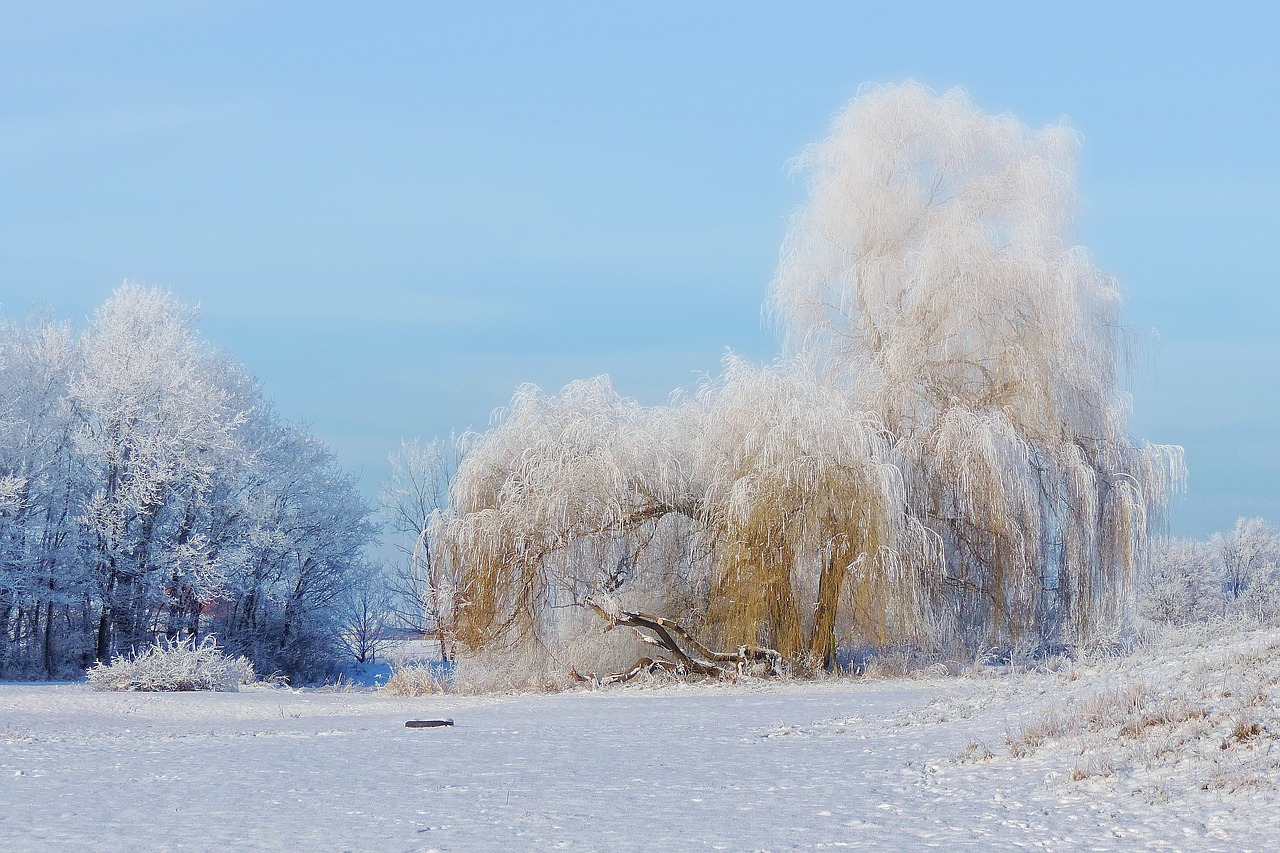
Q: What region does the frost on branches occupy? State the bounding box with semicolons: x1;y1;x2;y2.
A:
0;285;376;681
429;83;1185;673
1142;518;1280;625
86;636;255;692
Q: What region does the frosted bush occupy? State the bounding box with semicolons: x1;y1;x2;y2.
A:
87;636;255;692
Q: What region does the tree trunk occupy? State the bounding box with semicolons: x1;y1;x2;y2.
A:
96;606;112;664
0;600;11;673
43;600;55;678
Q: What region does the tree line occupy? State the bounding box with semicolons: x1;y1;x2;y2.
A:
0;284;376;681
1143;517;1280;625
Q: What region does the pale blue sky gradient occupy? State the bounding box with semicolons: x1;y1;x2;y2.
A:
2;2;1277;535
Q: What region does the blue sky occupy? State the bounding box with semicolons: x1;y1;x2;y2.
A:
2;1;1276;536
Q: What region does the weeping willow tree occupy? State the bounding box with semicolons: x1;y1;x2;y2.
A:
432;82;1184;673
769;82;1184;643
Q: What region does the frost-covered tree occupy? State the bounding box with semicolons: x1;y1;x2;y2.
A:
768;82;1184;642
1213;517;1280;604
71;285;247;661
0;315;85;674
200;414;376;682
1140;537;1219;625
0;285;378;681
432;83;1185;672
1140;518;1280;625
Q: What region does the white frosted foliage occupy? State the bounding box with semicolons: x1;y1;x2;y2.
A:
435;83;1184;663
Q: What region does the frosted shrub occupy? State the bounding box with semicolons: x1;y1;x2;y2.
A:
87;636;255;692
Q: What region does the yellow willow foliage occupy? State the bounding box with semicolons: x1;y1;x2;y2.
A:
435;363;940;657
698;359;937;656
432;82;1184;660
435;377;708;647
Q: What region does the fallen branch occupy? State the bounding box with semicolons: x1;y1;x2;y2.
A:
576;594;784;684
570;657;683;685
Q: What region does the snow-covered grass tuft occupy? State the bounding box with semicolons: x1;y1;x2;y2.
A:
87;636;255;692
445;617;662;694
1001;623;1280;795
381;664;447;697
1006;708;1070;757
955;741;995;763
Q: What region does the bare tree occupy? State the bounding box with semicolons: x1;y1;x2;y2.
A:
338;568;393;664
1213;517;1280;603
380;436;463;661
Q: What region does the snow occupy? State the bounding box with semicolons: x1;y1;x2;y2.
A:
3;627;1279;851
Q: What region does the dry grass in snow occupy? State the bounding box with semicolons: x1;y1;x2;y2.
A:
1001;622;1280;797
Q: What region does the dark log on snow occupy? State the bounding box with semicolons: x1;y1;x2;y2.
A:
574;595;784;684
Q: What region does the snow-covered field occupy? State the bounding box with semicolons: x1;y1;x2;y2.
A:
3;627;1279;852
